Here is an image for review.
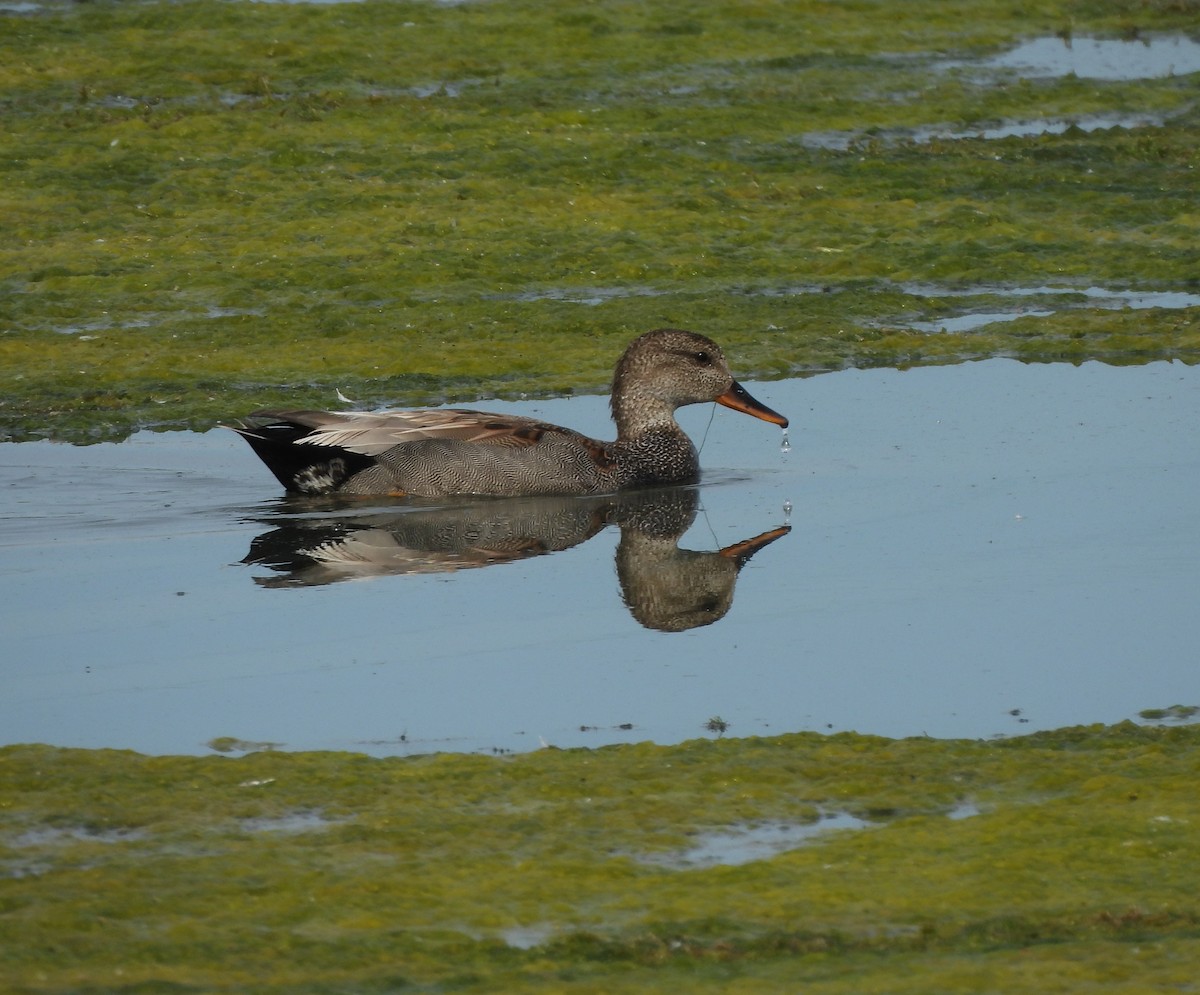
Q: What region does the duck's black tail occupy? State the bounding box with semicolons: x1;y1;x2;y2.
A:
230;414;375;495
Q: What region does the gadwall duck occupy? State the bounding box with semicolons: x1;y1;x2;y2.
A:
231;328;787;498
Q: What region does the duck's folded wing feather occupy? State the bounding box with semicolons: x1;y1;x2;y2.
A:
251;409;577;457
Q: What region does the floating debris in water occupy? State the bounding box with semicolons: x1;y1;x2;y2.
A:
1139;704;1200;724
207;736;283;754
704;715;729;737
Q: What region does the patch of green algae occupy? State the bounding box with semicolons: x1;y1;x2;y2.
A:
2;723;1199;992
2;0;1199;441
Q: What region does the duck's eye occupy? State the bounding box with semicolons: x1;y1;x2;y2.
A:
694;351;712;366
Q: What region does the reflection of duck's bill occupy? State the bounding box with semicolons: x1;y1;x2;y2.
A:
717;380;789;428
719;525;792;567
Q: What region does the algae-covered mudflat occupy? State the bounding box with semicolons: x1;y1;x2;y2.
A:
3;725;1200;993
1;0;1198;441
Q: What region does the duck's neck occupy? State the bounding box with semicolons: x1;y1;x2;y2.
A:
609;425;700;487
609;391;700;485
611;392;679;439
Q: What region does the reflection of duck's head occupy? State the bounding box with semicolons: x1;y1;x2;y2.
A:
611;489;789;632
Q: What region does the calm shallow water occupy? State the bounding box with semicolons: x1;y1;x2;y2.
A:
2;359;1197;756
938;33;1200;81
802;33;1199;150
979;34;1200;80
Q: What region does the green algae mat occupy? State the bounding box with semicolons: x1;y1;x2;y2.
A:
2;724;1199;993
2;0;1198;442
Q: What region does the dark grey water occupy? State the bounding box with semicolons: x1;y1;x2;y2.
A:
2;359;1197;756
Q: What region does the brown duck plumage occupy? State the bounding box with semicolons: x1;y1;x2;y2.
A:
231;328;788;498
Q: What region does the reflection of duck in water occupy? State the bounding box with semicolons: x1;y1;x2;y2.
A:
611;494;788;632
231;329;786;497
243;488;788;632
244;494;611;580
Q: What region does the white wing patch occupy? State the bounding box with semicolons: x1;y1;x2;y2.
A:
294;409;550;457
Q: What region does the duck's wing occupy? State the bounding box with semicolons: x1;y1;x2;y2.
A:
241;408;587;457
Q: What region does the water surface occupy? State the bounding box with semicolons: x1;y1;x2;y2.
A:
979;34;1200;80
2;359;1197;756
801;33;1199;149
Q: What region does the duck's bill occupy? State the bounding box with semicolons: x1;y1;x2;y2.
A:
719;525;792;567
716;380;789;428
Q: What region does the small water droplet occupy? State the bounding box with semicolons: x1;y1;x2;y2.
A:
780;427;791;453
782;500;793;522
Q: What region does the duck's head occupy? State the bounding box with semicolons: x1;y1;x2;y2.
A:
610;328;788;431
